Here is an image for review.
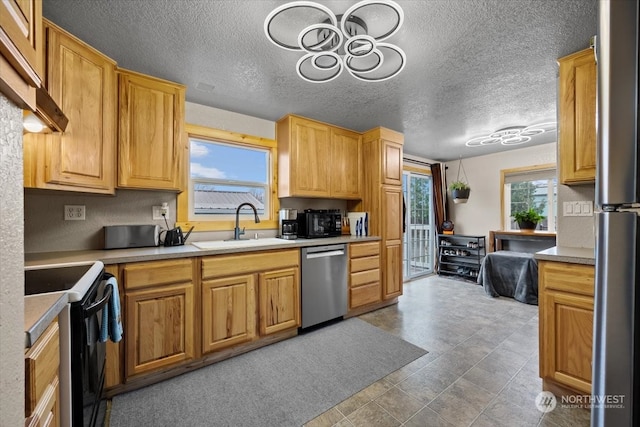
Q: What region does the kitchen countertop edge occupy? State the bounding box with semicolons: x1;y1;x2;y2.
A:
534;246;595;265
24;291;68;348
25;236;381;266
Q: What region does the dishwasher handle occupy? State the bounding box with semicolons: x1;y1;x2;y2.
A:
304;244;346;259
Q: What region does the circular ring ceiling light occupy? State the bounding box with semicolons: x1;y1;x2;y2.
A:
465;123;557;147
264;0;406;83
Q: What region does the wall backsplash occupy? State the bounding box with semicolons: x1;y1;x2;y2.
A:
24;189;352;253
556;183;596;249
24;189;178;253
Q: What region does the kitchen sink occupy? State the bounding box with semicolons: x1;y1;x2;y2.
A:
190;238;297;250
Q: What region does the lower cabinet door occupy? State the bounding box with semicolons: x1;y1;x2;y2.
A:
258;268;300;335
383;243;403;299
125;283;194;377
202;274;256;354
541;290;594;393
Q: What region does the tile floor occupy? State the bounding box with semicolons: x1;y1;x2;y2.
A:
305;274;591;427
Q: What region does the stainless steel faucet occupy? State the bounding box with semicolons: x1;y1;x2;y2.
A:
234;203;260;240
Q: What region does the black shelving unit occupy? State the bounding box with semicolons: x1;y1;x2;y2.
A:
437;234;486;280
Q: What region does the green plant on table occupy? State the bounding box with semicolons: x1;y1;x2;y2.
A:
512;207;545;224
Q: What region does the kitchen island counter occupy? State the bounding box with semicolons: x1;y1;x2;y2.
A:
534;245;595;265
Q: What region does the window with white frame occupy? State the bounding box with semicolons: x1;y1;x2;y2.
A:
188;137;271;221
502;167;557;231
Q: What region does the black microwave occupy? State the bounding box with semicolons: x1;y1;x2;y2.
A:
297;209;342;238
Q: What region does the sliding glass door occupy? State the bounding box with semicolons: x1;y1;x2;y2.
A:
402;171;434;279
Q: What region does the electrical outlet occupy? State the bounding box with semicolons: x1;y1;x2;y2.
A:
152;206;163;220
64;205;85;220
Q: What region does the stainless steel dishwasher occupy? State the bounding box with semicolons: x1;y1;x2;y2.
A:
301;244;348;329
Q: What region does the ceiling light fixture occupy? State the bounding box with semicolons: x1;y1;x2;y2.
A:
264;0;406;83
465;122;557;147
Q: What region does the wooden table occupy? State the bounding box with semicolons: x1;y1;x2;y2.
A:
489;230;556;252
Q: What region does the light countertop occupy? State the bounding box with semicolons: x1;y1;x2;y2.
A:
25;235;380;267
534;246;595;265
24;291;68;348
23;236;379;345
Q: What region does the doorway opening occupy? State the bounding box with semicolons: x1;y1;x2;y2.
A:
402;171;434;279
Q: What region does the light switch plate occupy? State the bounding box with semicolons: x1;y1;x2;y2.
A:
563;201;593;217
152;206;164;220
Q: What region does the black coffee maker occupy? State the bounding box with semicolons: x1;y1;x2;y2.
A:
279;209;298;240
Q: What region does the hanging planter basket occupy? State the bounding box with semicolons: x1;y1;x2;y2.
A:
449;157;471;204
452;188;470;204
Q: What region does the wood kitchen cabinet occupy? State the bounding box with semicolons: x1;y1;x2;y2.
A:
104;264;122;391
123;259;195;378
349;241;381;309
0;0;42;109
23;19;117;194
258;267;300;335
330;127;362;198
25;319;60;427
382;140;403;186
201;248;300;347
558;48;597;185
277;114;361;198
117;68;186;191
539;260;594;395
200;273;257;354
358;127;404;301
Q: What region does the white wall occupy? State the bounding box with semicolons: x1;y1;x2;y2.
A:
185;102;274;139
0;94;25;426
445;143;557;239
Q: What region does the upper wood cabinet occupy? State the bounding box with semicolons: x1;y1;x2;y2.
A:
117;69;185;191
382;140;403;186
330;127;362;198
277;114;361;199
558;48;596;185
23;19;117;194
539;260;594;395
0;0;42;109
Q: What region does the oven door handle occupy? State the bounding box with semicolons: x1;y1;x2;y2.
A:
84;285;112;319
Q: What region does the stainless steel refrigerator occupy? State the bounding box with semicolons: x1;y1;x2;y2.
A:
593;0;639;426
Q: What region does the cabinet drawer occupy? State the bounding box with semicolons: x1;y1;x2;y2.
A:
25;377;58;427
25;321;59;415
350;282;381;308
539;261;594;296
351;256;380;273
202;249;299;279
351;269;380;287
350;242;380;258
123;259;193;290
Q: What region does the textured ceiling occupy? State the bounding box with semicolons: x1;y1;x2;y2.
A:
42;0;597;161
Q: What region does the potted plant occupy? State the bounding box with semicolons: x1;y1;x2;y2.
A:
449;181;471;204
512;208;545;231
